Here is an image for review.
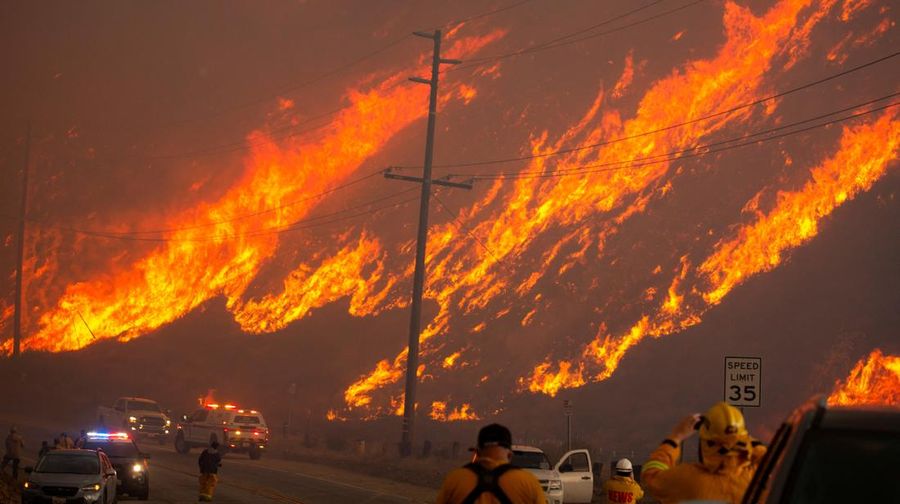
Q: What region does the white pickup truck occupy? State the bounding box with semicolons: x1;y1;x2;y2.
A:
511;445;594;504
97;397;172;444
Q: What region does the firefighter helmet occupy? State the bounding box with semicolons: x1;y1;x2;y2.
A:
615;458;633;475
698;402;748;441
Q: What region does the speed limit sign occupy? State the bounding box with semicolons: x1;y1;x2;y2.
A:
724;356;761;407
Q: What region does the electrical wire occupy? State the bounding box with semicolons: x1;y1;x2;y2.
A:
412;51;900;171
21;187;421;244
96;0;540;141
462;96;899;180
446;0;701;73
95;0;683;162
433;193;512;270
78;167;392;236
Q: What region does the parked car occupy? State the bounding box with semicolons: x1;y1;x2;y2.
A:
743;395;900;503
22;449;117;504
81;431;151;500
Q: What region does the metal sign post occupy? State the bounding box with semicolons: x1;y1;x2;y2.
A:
724;356;762;407
563;400;573;451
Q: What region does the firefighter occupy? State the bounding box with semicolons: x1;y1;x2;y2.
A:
436;423;546;504
197;440;223;501
1;426;24;479
602;458;643;503
642;402;766;504
58;432;74;449
74;429;88;448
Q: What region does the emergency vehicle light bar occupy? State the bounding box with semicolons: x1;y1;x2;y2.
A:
87;432;129;440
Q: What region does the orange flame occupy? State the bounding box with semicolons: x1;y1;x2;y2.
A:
525;107;898;394
828;349;900;406
347;0;887;409
430;401;480;421
13;30;506;354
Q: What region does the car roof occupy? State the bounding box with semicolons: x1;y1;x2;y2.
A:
819;407;900;432
511;445;545;453
122;397;157;402
44;449;99;456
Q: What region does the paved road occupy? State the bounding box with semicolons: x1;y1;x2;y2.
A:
4;420;432;504
137;442;421;503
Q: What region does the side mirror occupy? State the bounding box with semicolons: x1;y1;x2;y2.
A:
181;414;190;422
140;453;152;460
165;409;172;416
24;466;33;474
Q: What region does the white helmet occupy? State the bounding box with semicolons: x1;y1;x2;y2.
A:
615;458;633;474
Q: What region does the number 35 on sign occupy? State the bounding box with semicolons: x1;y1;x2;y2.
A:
724;356;761;407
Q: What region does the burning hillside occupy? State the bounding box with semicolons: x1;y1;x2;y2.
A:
828;349;900;406
1;0;898;423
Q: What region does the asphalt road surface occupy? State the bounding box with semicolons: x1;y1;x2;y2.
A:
135;442;424;504
6;419;433;504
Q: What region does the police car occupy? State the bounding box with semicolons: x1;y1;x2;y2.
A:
81;432;151;500
175;403;269;459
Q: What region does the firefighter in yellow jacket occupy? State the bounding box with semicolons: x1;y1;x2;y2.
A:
642;402;766;504
602;458;643;503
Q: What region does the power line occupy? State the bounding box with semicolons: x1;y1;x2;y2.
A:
446;0;701;73
100;0;681;162
439;0;540;28
462;96;899;180
432;193;512;270
74;167;392;236
97;0;540;142
414;51;899;170
18;187;421;244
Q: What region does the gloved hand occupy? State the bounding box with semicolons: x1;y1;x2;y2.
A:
670;414;701;442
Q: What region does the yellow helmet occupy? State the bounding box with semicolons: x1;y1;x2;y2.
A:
698;402;752;472
698;402;748;442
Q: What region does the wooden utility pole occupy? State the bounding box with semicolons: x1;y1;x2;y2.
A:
386;30;469;457
13;123;31;358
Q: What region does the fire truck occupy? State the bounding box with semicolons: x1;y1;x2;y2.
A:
174;403;269;459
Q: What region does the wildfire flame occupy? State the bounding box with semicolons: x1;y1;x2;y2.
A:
430;401;481;421
7;1;897;420
9;30;506;354
828;349;900;406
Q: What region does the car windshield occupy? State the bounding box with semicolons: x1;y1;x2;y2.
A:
128;400;161;412
36;453;99;475
233;415;260;424
512;451;552;470
82;442;139;458
785;429;900;502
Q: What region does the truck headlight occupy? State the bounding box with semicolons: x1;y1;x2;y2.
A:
24;481;39;490
82;483;102;492
132;463;144;472
548;479;562;491
165;419;171;426
128;416;138;423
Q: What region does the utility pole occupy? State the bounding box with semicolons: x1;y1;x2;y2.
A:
13;123;31;358
387;29;469;457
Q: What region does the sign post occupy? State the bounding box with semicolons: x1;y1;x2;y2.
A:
724;356;762;408
563;400;573;451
